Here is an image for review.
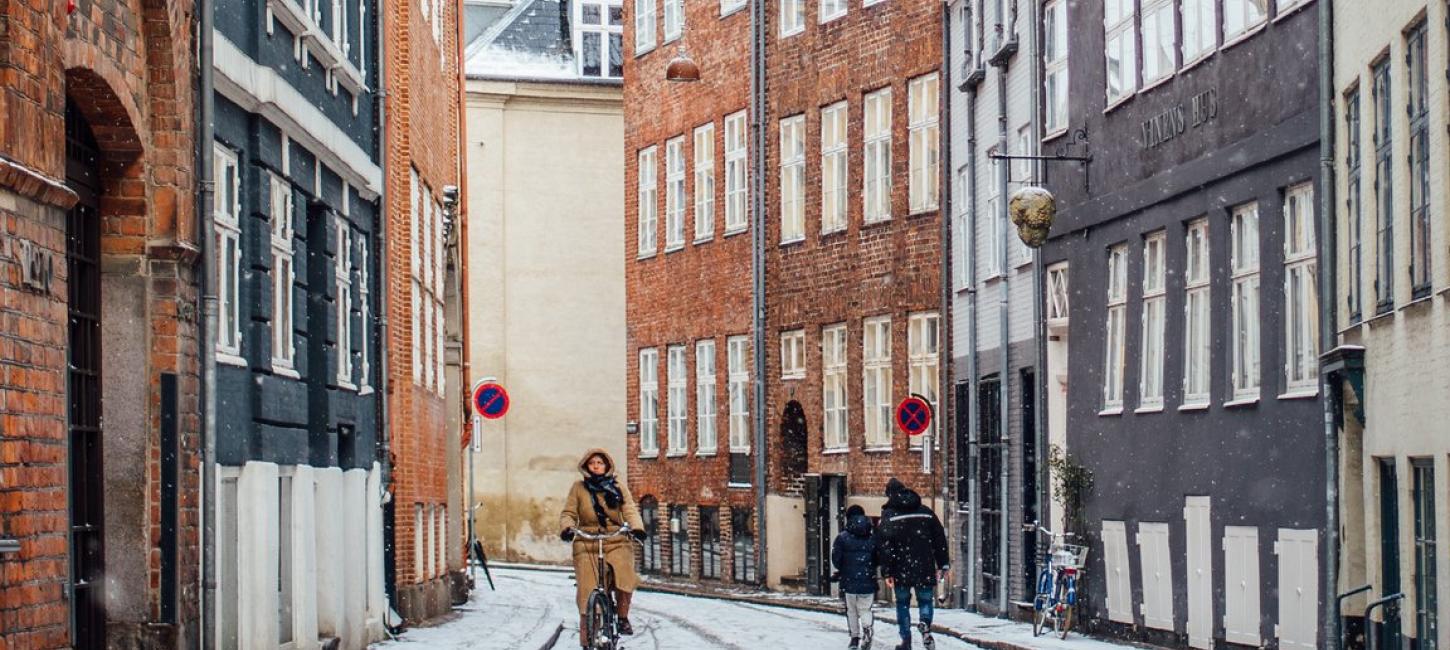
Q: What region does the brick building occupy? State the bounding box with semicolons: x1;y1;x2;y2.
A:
1;0;201;646
624;0;944;592
382;0;468;625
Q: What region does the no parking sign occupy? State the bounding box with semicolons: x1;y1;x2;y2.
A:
896;396;932;436
472;381;510;420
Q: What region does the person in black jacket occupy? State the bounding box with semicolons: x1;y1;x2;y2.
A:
876;479;950;650
831;505;878;649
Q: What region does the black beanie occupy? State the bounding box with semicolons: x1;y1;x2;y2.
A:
885;478;906;496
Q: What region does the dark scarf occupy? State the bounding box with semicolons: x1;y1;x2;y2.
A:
584;474;624;510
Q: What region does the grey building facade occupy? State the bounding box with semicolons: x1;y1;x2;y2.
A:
1040;0;1325;647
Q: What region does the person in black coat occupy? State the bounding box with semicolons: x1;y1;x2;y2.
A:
876;479;949;650
831;505;878;649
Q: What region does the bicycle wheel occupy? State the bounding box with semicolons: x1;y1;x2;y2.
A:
585;590;616;649
1057;604;1074;640
1032;605;1048;637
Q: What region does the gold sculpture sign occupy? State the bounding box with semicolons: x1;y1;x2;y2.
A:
1009;186;1055;249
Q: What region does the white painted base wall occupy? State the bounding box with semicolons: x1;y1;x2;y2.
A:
221;461;387;650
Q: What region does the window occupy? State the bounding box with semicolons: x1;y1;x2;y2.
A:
1043;0;1068;134
640;499;661;572
864;88;893;222
1231;204;1261;400
358;230;371;391
779;329;805;379
634;0;656;53
1283;184;1317;394
213;145;243;359
721;0;745;15
667;345;687;454
1013;127;1034;265
819;0;845;22
1139;233;1166;409
863;316;892;448
779;116;806;243
821;102;848;233
410;172;423;385
696;340;717;455
908;74;940;213
665;137;686;250
669;506;691;575
639;348;660;456
780;0;804;36
731;508;756;583
984;149;1003;278
724;111;748;231
409;171;446;395
577;0;624;78
330;0;348;51
413;504;424;582
694;123;716;241
1413;460;1438;649
908;313;939;447
1345;88;1363;322
727;336;750;452
1047;263;1070;325
335;219;355;387
1182;0;1216;62
1183;219;1210;406
638;146;658;255
700;507;722;579
663;0;682;42
1102;245;1128;411
269;174;296;372
1223;0;1266;41
1104;0;1137;103
822;324;848;450
1140;0;1174;85
1407;23;1432;297
1372;60;1393;312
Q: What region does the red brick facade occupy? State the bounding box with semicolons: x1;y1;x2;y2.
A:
382;0;468;623
2;0;200;645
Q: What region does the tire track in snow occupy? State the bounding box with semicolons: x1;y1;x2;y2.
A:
621;602;749;650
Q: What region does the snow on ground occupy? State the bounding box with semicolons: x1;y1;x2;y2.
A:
376;567;983;650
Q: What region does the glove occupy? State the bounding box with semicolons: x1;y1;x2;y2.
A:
829;571;841;583
561;528;575;542
631;528;648;542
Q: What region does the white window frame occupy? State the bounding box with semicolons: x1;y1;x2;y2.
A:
1230;203;1261;401
1140;0;1175;86
820;102;848;234
822;324;848;451
638;146;658;256
779;0;804;36
779;115;806;243
409;170;423;386
1104;0;1137;105
1043;0;1069;135
667;345;688;455
662;0;683;42
1139;232;1166;411
575;0;624;79
335;218;355;389
696;340;717;455
863;88;893;222
1183;219;1211;407
908;73;940;214
780;329;806;379
984;150;1004;278
727;336;750;453
694;123;716;242
1283;183;1318;395
1223;0;1267;43
819;0;846;23
214;144;244;362
1181;0;1216;64
665;137;686;250
907;312;939;448
724;111;749;232
1012;126;1034;267
639;348;660;457
269;173;297;374
862;316;893;449
1047;263;1070;326
357;234;371;392
634;0;656;54
1102;244;1127;413
721;0;745;16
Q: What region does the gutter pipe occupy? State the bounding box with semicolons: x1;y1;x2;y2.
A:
197;0;217;643
749;0;769;586
1317;0;1339;645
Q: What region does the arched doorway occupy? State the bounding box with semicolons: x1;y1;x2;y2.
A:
64;98;106;649
779;400;807;478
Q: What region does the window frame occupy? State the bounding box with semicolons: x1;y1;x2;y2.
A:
1102;244;1128;413
822;323;848;451
1043;0;1069;135
335;218;355;389
1140;0;1176;86
727;336;751;453
696;339;718;455
662;0;683;43
638;146;659;256
780;329;806;379
819;0;846;23
907;312;940;447
1139;232;1167;411
213;144;244;361
1372;59;1394;313
1407;22;1432;298
908;73;940;214
665;136;686;251
780;0;805;37
1283;183;1318;395
634;0;656;54
1180;0;1217;65
724;111;749;232
639;348;660;457
575;0;625;79
1223;0;1268;43
1104;0;1138;105
779;115;806;243
1345;87;1363;323
1183;219;1211;407
694;123;717;242
862;316;893;449
666;345;688;455
1230;203;1261;401
863;88;894;223
269;173;297;373
820;102;848;234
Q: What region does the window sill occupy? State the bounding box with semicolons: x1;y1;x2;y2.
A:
663;33;681;46
1179;401;1210;412
727;482;752;489
720;3;746;19
723;225;749;238
1138;74;1174;96
1221;22;1269;53
1366;306;1395;327
908;207;940;218
217;351;247;367
1134;404;1164;414
1098;406;1124;417
780;236;806;247
272;364;301;380
664;243;685;254
1278;387;1319;400
1401;293;1434;313
819;10;846;24
1273;0;1314;23
667;450;688;458
635;45;657;58
779;27;805;39
1180;51;1215;75
861;216;892;229
822;447;851;455
696;450;716;457
359;385;375;396
639;451;660;460
694;234;714;245
782;373;805;381
1103;93;1135;115
863;446;894;454
1043;127;1069;143
729;448;751;455
336;379;358;392
1224;394;1259;408
637;251;658;261
820;225;847;238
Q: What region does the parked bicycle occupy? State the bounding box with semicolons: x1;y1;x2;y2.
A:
1031;523;1089;639
566;526;637;650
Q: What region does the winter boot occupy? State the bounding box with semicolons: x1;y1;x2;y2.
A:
617;617;634;635
849;638;860;649
893;641;911;650
917;623;934;650
862;626;873;649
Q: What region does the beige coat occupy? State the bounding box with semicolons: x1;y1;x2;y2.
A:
560;449;643;613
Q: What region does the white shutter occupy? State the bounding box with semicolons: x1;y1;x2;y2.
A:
1103;520;1134;623
1275;529;1319;649
1185;498;1213;649
1138;522;1175;631
1223;526;1262;645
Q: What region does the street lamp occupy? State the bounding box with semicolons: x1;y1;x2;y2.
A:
665;47;701;82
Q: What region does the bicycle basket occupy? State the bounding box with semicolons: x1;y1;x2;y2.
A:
1053;544;1089;569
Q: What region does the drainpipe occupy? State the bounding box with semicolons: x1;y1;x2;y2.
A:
196;0;217;642
374;0;397;614
749;0;769;586
1027;0;1047;588
963;81;980;613
993;47;1010;619
936;0;951;528
1317;0;1339;646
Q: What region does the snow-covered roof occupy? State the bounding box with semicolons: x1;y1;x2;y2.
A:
465;0;614;82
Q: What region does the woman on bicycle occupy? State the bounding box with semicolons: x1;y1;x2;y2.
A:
560;449;646;645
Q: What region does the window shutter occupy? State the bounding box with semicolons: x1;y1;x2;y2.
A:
1223;526;1262;645
1139;522;1175;631
1185;498;1213;649
1103;521;1134;623
1276;529;1319;649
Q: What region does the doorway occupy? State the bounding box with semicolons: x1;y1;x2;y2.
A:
804;474;846;596
977;376;1003;605
65;100;107;649
1380;458;1402;649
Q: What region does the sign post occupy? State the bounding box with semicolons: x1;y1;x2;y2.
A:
467;378;508;588
896;394;935;474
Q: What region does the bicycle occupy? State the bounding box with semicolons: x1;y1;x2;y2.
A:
566;526;636;650
1031;523;1089;639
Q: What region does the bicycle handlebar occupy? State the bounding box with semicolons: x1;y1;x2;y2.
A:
568;526;633;542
